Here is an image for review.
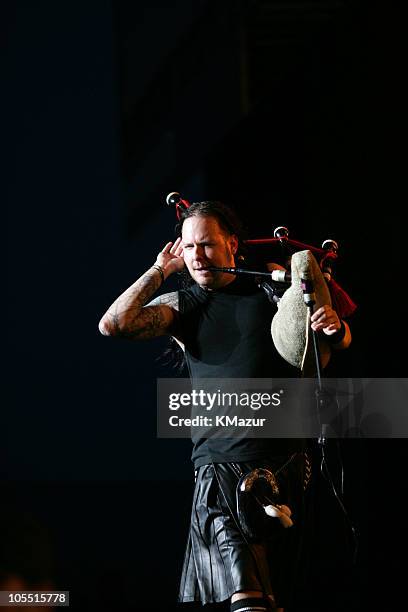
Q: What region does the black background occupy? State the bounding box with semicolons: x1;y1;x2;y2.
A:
3;1;406;610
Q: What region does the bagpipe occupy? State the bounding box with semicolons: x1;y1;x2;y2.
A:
166;191;357;374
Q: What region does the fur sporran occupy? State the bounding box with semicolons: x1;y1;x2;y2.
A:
236;467;292;542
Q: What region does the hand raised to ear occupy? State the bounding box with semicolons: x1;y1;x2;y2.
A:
155;237;185;279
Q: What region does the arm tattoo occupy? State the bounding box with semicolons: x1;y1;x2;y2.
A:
111;305;169;340
147;292;179;309
103;267;179;340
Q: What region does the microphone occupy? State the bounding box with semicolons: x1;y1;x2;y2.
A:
207;266;291;283
207;266;269;277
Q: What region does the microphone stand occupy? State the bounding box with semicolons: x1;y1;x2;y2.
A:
300;278;329;450
302;281;359;565
207;267;278;278
206;266;290;304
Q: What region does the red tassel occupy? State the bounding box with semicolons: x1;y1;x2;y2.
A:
328;278;357;319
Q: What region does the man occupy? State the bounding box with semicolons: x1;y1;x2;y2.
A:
99;201;351;611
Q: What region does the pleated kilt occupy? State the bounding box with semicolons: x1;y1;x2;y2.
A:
178;452;312;608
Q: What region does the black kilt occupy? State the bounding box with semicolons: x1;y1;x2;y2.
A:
178;453;311;608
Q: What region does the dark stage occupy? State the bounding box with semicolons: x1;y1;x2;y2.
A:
4;1;406;610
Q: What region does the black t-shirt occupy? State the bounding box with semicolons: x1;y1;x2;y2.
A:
178;276;304;467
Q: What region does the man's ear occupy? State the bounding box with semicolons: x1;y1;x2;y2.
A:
229;234;238;255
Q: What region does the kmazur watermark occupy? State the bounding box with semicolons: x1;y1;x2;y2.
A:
157;378;408;439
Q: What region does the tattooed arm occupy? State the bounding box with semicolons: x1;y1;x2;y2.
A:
98;238;185;340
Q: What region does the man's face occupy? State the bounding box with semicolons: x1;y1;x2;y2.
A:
181;215;238;289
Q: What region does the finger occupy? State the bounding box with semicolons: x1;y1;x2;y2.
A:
322;324;341;335
161;241;173;254
326;323;339;331
312;318;339;331
175;246;184;257
312;304;334;319
311;306;326;321
312;308;335;324
169;237;182;254
312;313;329;325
